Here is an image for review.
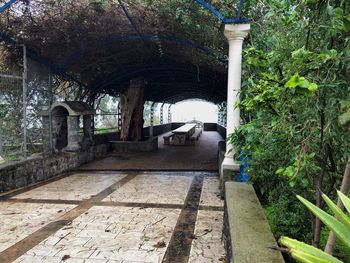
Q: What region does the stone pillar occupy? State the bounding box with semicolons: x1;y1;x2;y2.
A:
65;115;80;152
41;114;52;154
83;115;94;147
222;24;250;172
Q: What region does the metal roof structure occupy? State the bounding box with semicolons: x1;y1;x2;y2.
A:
0;0;248;104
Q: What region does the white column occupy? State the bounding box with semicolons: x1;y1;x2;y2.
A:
222;24;250;172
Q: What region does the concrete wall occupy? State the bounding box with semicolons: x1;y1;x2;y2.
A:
224;182;284;263
204;123;226;139
94;132;119;145
203;122;217;131
217;124;227;139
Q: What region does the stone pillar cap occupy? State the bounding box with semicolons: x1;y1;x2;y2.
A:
224;24;251;40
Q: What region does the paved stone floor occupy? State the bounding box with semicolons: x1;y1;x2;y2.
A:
79;132;223;171
0;171;225;263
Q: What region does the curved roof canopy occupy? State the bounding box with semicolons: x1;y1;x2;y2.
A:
0;0;243;104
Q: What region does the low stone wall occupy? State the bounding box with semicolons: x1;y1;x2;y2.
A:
217;124;227;139
0;144;109;193
218;141;239;194
93;132;119;145
224;182;284;263
0;123;226;193
110;137;158;153
142;123;172;137
203;122;217;131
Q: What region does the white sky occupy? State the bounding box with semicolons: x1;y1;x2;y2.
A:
172;100;218;123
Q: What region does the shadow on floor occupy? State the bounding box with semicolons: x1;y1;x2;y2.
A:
79;131;223;171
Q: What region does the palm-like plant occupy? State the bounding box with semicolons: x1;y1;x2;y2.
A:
279;191;350;263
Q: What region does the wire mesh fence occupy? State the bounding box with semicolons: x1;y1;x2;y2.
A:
0;52;52;162
0;68;23;160
94;113;121;134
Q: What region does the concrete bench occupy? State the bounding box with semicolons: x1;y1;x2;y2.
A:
191;129;202;140
224;182;284;263
163;133;174;145
188;129;202;145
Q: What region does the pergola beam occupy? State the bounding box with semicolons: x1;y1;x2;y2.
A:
0;0;18;13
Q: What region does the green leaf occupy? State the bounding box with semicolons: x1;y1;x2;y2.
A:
292;250;341;263
337;191;350;214
297;195;350;249
285;73;300;88
279;237;342;263
322;193;350;228
308;83;318;92
343;15;350;32
285;73;318;92
276;168;285;175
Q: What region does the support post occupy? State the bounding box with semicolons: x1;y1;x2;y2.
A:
117;101;122;132
65;116;80;152
160;103;165;124
168;104;172;123
41;114;51;154
217;105;222;125
22;45;28;159
222;24;250;172
150;102;156;137
82;115;94;148
0;120;3;156
48;72;53;153
223;106;227;127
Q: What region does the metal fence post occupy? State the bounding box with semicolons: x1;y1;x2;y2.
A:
48;71;53;153
160;103;164;124
117;102;122;132
22;45;28;159
0;120;3;156
150;102;156;137
168;104;172;123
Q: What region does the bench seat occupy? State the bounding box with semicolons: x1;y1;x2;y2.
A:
163;132;174;145
188;129;202;145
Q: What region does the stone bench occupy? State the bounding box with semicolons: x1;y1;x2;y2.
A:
224;182;284;263
163;133;175;145
188;129;202;145
193;128;202;140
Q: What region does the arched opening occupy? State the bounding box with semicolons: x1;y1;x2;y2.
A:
172;100;218;123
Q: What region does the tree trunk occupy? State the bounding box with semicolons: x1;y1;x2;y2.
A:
324;157;350;254
120;79;146;141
